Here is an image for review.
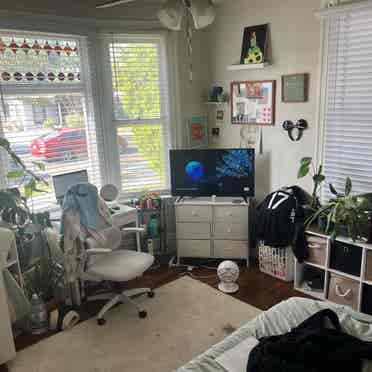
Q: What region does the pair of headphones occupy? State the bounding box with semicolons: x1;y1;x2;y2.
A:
282;119;308;142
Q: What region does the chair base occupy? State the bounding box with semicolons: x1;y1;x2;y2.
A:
88;288;154;325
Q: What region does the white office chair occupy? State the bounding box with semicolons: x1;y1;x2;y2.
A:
62;187;155;325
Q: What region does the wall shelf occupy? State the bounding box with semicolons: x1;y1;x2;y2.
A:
227;62;270;71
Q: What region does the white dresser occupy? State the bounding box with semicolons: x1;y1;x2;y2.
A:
175;197;250;266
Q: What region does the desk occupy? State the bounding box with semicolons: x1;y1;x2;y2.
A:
109;203;141;250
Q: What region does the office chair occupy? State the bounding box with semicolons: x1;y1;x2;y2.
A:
62;185;155;325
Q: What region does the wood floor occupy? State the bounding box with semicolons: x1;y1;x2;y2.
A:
1;260;310;372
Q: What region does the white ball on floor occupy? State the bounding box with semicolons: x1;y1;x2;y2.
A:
217;260;240;293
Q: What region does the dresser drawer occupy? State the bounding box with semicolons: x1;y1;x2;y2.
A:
177;240;211;257
328;273;359;311
176;223;210;239
306;235;327;266
214;206;248;222
176;205;212;222
212;223;248;240
213;240;248;259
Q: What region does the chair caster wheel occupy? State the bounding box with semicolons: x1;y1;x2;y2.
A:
139;310;147;319
97;318;106;326
148;290;155;298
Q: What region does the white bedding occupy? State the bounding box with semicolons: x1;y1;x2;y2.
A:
177;297;372;372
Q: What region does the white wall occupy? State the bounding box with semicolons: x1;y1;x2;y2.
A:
175;30;210;148
204;0;323;200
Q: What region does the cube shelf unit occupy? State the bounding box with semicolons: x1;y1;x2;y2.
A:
294;229;372;315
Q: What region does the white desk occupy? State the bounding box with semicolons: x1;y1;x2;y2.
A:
108;203;141;250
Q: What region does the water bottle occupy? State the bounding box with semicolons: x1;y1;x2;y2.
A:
148;214;159;238
29;293;49;334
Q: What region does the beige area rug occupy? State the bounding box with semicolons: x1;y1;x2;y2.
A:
9;276;261;372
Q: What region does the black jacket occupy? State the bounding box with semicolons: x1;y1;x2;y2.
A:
247;309;372;372
256;186;309;262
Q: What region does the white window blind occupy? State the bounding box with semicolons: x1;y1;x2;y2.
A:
108;35;171;195
323;7;372;198
0;31;101;209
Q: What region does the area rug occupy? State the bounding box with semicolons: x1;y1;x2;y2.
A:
9;276;261;372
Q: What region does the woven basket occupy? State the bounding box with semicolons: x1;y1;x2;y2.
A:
258;243;294;282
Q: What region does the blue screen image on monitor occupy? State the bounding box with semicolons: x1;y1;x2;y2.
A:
170;149;255;197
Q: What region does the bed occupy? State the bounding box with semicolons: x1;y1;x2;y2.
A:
176;297;372;372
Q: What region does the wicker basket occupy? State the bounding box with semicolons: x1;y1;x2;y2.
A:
258;243;294;282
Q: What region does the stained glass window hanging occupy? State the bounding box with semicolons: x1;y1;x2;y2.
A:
0;34;81;84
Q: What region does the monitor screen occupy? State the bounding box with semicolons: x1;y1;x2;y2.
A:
52;170;89;200
170;149;255;197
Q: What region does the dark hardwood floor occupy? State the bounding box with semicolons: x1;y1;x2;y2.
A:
0;260;310;372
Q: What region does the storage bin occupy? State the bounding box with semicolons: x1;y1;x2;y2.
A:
328;273;359;311
362;284;372;316
306;235;327;266
330;240;362;277
365;250;372;282
258;243;294;282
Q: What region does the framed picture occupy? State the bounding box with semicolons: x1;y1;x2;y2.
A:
282;73;308;102
240;24;269;65
187;116;208;148
231;80;276;125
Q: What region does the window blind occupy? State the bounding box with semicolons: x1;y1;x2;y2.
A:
0;31;101;210
108;35;171;195
323;7;372;198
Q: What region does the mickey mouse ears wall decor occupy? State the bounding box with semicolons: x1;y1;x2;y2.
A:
282;119;308;141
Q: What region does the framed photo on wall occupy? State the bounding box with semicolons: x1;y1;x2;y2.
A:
231;80;276;125
282;73;308;102
187;116;208;148
240;24;269;65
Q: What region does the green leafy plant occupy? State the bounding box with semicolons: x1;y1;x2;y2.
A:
306;177;371;241
0;136;50;224
1;137;54;301
297;157;325;210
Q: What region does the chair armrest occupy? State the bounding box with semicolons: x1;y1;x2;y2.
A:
86;248;112;255
122;227;145;234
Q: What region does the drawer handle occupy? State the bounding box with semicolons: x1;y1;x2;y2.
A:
335;285;352;298
227;228;232;233
226;212;233;217
308;243;321;249
191;210;198;216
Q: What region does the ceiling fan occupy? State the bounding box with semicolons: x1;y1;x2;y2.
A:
96;0;223;31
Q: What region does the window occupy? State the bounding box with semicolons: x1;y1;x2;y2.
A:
322;6;372;198
0;31;100;209
108;35;171;195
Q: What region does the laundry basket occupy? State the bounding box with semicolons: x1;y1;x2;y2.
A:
258;243;294;282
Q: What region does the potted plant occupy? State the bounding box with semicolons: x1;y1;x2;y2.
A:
0;137;56;301
306;177;371;241
297;157;325;210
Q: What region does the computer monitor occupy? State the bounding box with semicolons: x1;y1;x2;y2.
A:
52;170;89;203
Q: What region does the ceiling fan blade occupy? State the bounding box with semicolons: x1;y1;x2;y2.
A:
96;0;137;9
158;0;184;31
190;0;216;29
